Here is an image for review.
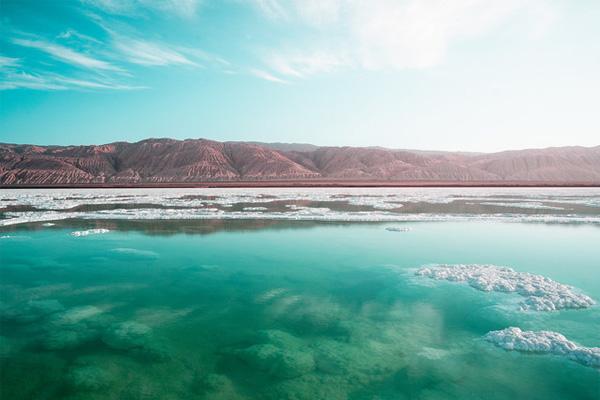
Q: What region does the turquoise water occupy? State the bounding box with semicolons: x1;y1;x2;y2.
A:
1;220;599;399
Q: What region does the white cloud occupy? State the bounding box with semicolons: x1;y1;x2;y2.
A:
12;38;122;71
251;0;556;77
349;0;532;69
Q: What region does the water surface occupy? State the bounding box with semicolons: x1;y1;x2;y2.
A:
1;189;599;399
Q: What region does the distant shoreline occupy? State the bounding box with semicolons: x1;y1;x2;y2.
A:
2;180;599;189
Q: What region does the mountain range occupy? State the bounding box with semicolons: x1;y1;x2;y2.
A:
1;139;599;186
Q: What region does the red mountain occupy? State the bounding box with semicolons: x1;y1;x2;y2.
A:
1;139;599;185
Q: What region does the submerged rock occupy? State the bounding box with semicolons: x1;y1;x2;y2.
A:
39;305;110;350
268;375;351;400
100;321;170;361
197;374;247;400
67;365;113;391
1;299;65;323
102;321;152;350
236;330;315;379
43;328;100;350
238;343;315;379
0;335;15;356
57;306;105;325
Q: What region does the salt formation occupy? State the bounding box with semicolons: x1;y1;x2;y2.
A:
485;327;600;368
70;228;110;237
416;264;594;311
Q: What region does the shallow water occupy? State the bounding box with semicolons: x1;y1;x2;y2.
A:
1;190;600;399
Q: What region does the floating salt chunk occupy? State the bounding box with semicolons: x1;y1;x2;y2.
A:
485;327;600;368
42;222;56;227
416;264;595;311
385;227;411;232
243;206;269;211
70;228;110;237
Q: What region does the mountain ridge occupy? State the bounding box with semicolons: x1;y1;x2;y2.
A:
1;139;599;185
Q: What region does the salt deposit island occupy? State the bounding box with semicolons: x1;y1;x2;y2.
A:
417;264;598;369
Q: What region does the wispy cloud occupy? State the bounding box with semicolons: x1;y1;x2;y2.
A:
111;35;197;66
252;0;288;20
57;29;103;44
81;0;203;19
12;38;122;71
292;0;341;26
2;2;227;92
84;14;224;69
0;55;21;68
265;50;345;78
250;68;288;84
180;47;231;69
0;70;145;91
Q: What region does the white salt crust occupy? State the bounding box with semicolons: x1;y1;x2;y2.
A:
1;188;599;227
416;264;595;311
2;209;600;227
485;327;600;368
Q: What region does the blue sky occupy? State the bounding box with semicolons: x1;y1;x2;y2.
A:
1;0;599;151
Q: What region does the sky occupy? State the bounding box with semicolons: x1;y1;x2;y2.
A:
0;0;599;152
